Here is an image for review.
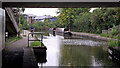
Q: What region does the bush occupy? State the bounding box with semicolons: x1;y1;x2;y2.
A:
110;26;118;36
100;33;118;39
31;41;42;47
108;40;118;47
100;33;112;37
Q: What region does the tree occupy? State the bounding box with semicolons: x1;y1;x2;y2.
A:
20;15;29;30
57;8;90;28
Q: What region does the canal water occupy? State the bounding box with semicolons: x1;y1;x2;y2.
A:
37;33;118;67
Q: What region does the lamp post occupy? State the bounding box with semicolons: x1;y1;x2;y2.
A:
5;32;8;47
18;8;22;38
17;8;21;38
5;32;8;41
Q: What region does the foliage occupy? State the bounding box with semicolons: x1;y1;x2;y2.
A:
110;25;118;36
21;8;25;12
20;15;30;30
31;41;42;47
57;8;119;34
100;33;118;39
73;12;92;32
6;36;23;43
16;36;23;40
100;25;118;39
57;8;90;28
108;40;118;47
31;21;57;32
6;36;23;46
100;33;112;38
6;36;16;42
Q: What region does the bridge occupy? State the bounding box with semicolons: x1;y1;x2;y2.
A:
0;0;120;68
1;0;120;8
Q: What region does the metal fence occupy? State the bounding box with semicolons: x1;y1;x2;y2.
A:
28;32;44;47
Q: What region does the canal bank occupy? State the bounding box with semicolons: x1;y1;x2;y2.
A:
71;32;117;41
71;32;120;65
34;31;120;66
3;30;119;67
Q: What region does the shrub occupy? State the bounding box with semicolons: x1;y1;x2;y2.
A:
31;41;42;47
110;26;118;36
108;40;118;47
100;33;112;38
100;33;118;39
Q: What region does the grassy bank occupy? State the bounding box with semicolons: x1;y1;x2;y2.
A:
31;41;42;47
6;36;23;46
100;33;118;39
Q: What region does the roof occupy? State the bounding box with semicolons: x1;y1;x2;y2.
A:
23;14;36;17
23;14;29;16
34;15;52;19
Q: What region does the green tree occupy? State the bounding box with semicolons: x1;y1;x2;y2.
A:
20;15;29;30
57;8;90;28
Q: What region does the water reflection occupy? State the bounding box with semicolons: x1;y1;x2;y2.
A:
38;33;117;67
59;45;113;66
42;35;61;66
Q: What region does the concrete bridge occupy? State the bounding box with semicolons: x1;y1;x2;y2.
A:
0;0;120;68
5;8;20;36
1;0;120;8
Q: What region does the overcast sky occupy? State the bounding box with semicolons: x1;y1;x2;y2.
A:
23;8;58;16
90;8;97;12
24;8;97;16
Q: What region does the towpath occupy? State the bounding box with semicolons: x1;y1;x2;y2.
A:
2;30;38;68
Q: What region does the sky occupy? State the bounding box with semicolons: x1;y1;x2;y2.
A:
23;8;58;16
24;8;97;16
90;8;97;12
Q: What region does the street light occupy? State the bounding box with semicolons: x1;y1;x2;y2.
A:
5;32;8;46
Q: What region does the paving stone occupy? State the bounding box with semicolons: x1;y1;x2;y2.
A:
2;35;38;68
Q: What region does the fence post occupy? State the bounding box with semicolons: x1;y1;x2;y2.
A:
28;33;29;47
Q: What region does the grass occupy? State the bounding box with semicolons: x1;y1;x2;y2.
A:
15;36;23;41
6;36;23;46
108;40;118;47
6;36;23;42
100;33;119;47
31;41;42;47
100;33;118;39
6;36;16;42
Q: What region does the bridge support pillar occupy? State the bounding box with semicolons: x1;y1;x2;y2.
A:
0;1;5;68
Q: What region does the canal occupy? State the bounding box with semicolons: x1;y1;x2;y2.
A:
37;33;118;67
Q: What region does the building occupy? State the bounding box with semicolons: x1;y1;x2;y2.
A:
23;14;36;24
34;15;57;23
49;17;57;22
23;14;57;24
23;14;29;23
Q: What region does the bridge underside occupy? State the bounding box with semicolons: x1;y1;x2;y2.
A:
2;2;120;8
5;11;17;37
1;2;120;38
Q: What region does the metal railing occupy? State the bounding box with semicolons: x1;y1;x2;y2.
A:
28;32;45;47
